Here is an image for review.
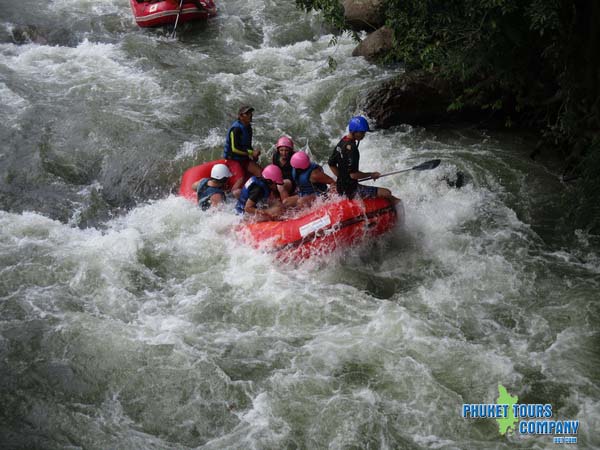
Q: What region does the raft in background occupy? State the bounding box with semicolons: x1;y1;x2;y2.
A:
130;0;217;28
179;160;401;261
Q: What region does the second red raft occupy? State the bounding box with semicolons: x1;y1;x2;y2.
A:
130;0;217;28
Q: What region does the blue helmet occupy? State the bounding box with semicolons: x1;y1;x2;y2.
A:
348;116;370;133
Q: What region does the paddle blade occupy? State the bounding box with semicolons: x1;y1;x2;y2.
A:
412;159;441;171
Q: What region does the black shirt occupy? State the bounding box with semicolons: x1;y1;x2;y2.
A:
272;152;296;192
328;136;360;197
272;152;293;181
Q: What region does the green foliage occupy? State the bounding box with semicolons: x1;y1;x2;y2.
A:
383;0;564;113
295;0;346;30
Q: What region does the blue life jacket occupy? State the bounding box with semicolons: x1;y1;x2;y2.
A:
223;120;253;160
292;163;328;197
197;178;226;210
235;176;270;214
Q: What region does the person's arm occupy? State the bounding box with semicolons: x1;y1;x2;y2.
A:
277;180;293;200
244;198;264;215
310;167;335;185
327;150;339;178
244;186;280;219
209;193;225;207
244;199;281;219
350;170;380;180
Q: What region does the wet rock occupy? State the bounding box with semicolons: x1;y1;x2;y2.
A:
10;25;78;47
352;26;393;62
10;25;47;45
362;71;456;128
342;0;385;32
443;171;467;188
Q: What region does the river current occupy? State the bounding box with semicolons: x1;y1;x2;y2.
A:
1;1;599;449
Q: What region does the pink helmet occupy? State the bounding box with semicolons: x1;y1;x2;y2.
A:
290;152;310;170
261;164;284;185
276;136;294;150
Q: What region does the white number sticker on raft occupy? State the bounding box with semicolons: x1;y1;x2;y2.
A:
149;4;158;12
299;215;331;238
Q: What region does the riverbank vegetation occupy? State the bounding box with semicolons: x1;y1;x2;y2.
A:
296;0;599;233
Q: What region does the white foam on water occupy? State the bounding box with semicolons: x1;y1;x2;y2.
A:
0;39;177;122
1;139;599;447
0;82;29;130
49;0;124;17
201;392;292;450
173;128;229;160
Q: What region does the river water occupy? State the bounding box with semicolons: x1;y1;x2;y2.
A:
1;1;599;449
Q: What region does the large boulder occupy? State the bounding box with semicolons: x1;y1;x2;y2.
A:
352;26;393;62
9;25;78;47
362;72;467;128
342;0;385;32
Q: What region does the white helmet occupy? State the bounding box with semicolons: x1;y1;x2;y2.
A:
211;163;232;180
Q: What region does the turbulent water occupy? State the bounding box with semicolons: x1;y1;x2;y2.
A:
1;1;599;449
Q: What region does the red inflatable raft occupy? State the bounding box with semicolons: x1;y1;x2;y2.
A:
238;197;400;261
130;0;216;28
179;161;401;261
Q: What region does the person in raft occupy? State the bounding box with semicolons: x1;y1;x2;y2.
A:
290;152;335;208
235;164;284;221
223;105;262;196
271;136;296;205
328;116;400;205
190;163;232;210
